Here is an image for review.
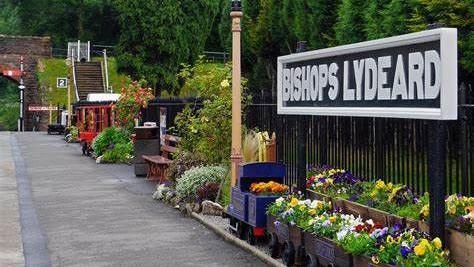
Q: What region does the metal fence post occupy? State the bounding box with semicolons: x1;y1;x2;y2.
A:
459;83;469;195
375;118;384;179
427;120;447;242
296;41;308;192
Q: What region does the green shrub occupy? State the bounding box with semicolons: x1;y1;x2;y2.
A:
92;127;131;157
167;151;206;184
101;142;133;163
176;166;227;200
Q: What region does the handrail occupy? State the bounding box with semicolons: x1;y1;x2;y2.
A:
71;51;80;101
103;49;110;92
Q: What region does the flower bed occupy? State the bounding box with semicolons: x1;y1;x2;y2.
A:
267;195;452;267
306;166;473;266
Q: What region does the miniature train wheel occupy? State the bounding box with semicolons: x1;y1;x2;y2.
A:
269;233;280;258
305;254;318;267
282;241;295;266
246;228;256;245
237;222;246;240
296;246;307;266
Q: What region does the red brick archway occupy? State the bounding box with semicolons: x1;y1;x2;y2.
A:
0;35;52;130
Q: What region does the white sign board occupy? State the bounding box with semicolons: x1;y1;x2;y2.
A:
57;77;68;88
277;28;458;120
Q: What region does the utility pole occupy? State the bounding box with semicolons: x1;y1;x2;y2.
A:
18;56;25;132
230;0;243;187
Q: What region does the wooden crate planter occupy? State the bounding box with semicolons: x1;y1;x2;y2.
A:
337;198;370;220
410;220;473;267
307;189;333;204
446;228;474;267
352;255;395;267
303;232;353;267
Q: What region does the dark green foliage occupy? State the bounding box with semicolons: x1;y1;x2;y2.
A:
16;0;120;46
114;0;221;92
334;0;368;45
0;79;19;131
92;127;131;157
364;0;391;40
0;1;21;35
408;0;474;74
380;0;415;37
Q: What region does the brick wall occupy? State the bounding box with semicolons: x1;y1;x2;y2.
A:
0;35;52;131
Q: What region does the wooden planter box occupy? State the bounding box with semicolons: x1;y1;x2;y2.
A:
353;255;395;267
306;189;333;204
446;228;474;267
303;232;353;267
411;220;473;267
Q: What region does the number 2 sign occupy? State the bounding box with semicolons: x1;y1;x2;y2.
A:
57;77;68;88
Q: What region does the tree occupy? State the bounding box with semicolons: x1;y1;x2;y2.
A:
114;0;220;93
0;1;21;35
380;0;415;37
16;0;120;46
364;0;391;40
408;0;474;75
334;0;368;45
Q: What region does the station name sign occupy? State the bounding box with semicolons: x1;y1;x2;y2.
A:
277;28;458;120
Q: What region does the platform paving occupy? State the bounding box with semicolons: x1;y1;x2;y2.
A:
0;132;24;267
6;132;266;267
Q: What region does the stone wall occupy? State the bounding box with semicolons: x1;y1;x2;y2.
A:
0;35;52;131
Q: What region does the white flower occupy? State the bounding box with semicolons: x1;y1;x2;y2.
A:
366;219;374;226
310;200;320;209
304;199;311;206
337;229;349;241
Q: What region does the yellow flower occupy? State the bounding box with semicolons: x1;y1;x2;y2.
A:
289;197;299;208
327;178;334;184
414;244;426;256
375;180;386;190
420;205;430;217
309;209;317;216
386;235;394;244
329;216;337;223
371;256;380;264
220;79;230;88
387;182;393;190
299;205;306;211
447;205;457;215
432;237;442;249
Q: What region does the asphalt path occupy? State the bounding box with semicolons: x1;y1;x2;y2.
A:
8;132;265;267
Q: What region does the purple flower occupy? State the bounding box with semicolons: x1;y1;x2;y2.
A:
391;223;402;233
400;246;412;257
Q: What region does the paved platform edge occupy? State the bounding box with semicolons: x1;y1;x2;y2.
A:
191;212;284;267
10;134;52;267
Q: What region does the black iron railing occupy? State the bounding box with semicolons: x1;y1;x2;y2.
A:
245;83;474;196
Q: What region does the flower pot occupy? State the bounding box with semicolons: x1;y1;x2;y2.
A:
446;228;474;267
353;255;395;267
366;206;390;225
303;232;353;267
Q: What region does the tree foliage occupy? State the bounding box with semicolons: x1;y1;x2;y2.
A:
114;0;221;93
15;0;120;46
0;1;21;35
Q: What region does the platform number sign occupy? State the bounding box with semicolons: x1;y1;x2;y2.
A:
57;78;68;88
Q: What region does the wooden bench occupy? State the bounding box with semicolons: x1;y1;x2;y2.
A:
142;134;179;183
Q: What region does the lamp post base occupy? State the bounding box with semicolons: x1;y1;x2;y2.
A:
231;150;243;187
